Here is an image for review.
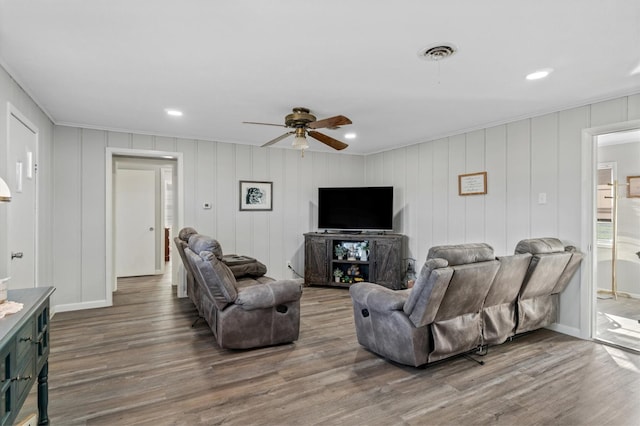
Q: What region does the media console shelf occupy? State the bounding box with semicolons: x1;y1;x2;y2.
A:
304;232;404;289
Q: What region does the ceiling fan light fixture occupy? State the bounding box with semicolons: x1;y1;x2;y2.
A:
344;132;357;140
247;107;351;153
292;128;309;150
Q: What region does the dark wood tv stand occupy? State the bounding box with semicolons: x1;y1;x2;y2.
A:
304;232;404;289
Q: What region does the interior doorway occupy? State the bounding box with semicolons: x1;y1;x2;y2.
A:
594;129;640;353
106;148;183;305
6;104;38;290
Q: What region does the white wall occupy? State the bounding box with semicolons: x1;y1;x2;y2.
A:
365;93;640;334
0;64;54;296
52;126;365;310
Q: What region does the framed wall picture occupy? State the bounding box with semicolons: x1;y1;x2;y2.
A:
458;171;487;196
239;181;273;211
628;175;640;198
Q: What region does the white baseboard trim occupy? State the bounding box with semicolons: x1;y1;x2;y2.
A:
547;323;583;339
54;299;112;313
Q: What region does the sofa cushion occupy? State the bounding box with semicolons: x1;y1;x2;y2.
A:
427;243;494;266
228;262;268;278
514;237;564;254
193;250;238;309
552;250;583;294
403;258;453;327
189;235;223;260
222;254;257;266
222;254;268;278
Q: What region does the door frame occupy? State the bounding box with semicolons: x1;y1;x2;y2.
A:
580;118;640;340
106;148;184;301
6;102;39;287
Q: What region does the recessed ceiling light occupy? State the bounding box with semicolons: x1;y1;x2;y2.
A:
165;109;183;116
526;69;553;80
344;132;357;140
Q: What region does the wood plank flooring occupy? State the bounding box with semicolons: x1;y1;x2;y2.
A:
23;272;640;425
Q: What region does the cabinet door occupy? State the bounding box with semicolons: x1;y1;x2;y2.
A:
371;238;402;289
35;301;50;371
304;236;329;285
0;343;13;425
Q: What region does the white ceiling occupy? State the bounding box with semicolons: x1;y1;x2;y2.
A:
1;1;639;155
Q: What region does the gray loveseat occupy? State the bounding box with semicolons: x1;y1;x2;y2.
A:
175;228;303;349
349;238;583;367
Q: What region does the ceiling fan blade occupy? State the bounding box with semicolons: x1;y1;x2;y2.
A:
308;131;349;150
307;115;352;129
243;121;286;127
261;131;294;147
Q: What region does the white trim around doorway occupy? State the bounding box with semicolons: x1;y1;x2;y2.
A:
105;147;184;306
580;118;640;341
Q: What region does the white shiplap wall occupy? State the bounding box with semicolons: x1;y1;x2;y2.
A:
52;125;365;310
0;64;54;297
365;94;640;333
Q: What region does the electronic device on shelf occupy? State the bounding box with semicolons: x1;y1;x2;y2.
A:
318;186;393;232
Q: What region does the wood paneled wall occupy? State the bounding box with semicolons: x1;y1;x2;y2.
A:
0;65;54;292
365;93;640;332
51;126;365;310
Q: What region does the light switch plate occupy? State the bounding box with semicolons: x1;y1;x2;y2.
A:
538;193;547;204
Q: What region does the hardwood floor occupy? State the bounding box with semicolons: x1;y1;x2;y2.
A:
23;272;640;425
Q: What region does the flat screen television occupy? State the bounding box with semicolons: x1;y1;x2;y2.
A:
318;186;393;231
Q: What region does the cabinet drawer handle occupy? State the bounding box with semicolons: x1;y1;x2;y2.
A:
20;336;41;345
10;375;32;382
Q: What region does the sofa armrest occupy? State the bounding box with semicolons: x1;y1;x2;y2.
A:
349;282;408;312
235;279;303;310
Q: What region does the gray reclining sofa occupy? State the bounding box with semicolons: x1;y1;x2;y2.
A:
349;237;583;367
174;228;303;349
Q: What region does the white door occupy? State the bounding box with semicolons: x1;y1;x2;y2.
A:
7;111;37;289
115;168;157;277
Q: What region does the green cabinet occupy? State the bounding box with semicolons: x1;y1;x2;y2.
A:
0;287;54;426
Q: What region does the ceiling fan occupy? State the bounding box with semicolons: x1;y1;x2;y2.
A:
243;107;352;155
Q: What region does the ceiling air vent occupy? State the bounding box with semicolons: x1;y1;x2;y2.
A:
418;43;457;61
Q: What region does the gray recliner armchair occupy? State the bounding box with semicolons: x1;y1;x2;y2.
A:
177;230;303;349
350;243;500;367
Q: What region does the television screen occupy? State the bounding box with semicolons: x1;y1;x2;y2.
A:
318;186;393;231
